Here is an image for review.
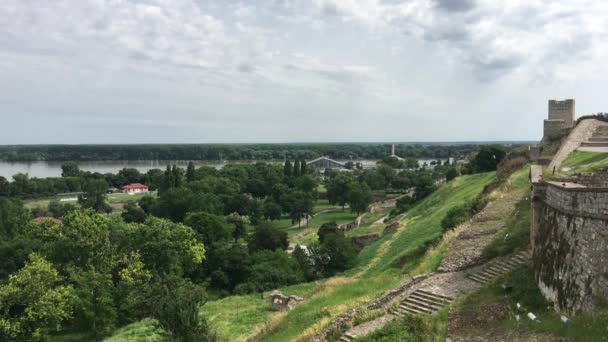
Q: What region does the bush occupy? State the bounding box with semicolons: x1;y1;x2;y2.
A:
248;222;288;253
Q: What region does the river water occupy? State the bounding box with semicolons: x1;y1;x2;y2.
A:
0;159;447;179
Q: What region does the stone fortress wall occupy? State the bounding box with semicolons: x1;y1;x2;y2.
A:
531;180;608;314
531;98;608;315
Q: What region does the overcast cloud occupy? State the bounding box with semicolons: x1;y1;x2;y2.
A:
0;0;607;144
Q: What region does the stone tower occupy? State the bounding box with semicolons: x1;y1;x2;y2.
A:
543;99;576;142
548;99;575;128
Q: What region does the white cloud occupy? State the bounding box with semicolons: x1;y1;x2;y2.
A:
0;0;607;144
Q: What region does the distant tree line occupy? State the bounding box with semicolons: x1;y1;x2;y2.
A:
0;143;502;162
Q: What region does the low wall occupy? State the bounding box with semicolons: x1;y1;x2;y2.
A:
532;181;608;314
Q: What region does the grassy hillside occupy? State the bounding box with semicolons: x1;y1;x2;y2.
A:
203;172;496;341
560;151;608;174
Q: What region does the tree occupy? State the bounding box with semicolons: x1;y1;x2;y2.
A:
186;162;196;183
48;200;77;218
319;233;357;276
327;172;353;210
283;160;292;178
133;217;205;277
413;174;436;202
263;200;282;221
471;145;507;173
317;221;340;244
293;160;301;177
248;222;288;253
284;190;314;227
79;179;111;213
0;197;31;239
185;212;231;246
61;162;80;177
225;213;247;242
0;176;9;196
172;165;183;188
161;165;175;193
122;202;147;223
445;167;459;182
147;276;216;342
247;250;304;291
296;175;318;195
70;266;117;336
405;157;418;169
0;254;75;342
348;182;372;215
300;159;307;175
117;168;142;185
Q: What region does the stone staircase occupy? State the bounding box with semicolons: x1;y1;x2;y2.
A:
389;289;454;317
467;250;531;284
580;125;608;148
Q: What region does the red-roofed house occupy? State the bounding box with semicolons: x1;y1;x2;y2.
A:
122;183;149;195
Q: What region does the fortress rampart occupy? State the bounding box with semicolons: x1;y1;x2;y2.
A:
531;179;608;314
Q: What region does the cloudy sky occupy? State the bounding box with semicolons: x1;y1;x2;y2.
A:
1;0;607;144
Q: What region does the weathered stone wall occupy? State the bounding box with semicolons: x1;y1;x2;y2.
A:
531;182;608;314
543;119;570;142
561;170;608;188
548;99;575;127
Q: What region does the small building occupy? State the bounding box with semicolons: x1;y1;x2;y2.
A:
122;183;149;195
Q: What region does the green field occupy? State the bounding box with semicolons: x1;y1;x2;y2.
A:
106;192;151;204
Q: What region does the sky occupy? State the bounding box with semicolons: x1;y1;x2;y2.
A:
0;0;607;144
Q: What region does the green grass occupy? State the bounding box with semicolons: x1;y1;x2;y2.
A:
357;310;447;342
106;192;151;204
269;215;294;230
261;276;402;342
50;333;95;342
201;282;319;342
257;173;496;341
306;209;358;228
560;151;608;174
346;210;389;238
450;266;608;341
24;198;52;210
103;318;167;342
312;199;339;213
482;197;531;259
352;172;496;277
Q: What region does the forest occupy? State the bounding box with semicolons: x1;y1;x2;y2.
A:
0;145;506;341
0;143;516;162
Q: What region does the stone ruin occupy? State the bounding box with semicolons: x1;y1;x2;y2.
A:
269;290;304;311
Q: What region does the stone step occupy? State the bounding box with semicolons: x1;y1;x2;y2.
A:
589;137;608;142
339;333;354;342
491;263;514;273
512;254;529;263
409;291;450;305
503;259;522;268
403;297;444;312
415;289;454;302
399;302;434;314
468;273;489;284
581;141;608;147
408;292;447;307
482;267;503;277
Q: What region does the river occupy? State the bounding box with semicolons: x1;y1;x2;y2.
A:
0;159;447;179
